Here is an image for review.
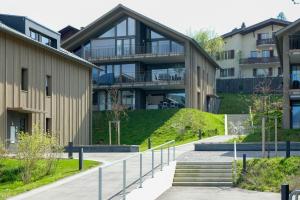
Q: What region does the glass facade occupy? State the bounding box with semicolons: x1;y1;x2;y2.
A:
291;65;300;89
291;101;300;129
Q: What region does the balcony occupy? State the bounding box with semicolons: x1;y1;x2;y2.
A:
256;38;275;46
81;45;185;63
93;69;185;90
239;56;279;65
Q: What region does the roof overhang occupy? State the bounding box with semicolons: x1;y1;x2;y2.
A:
0;22;97;70
7;107;46;113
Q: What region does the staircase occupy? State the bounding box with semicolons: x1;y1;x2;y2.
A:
172;161;233;187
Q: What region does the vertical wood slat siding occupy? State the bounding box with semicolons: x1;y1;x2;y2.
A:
0;32;91;146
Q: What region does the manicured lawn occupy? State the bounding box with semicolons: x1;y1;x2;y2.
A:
236;157;300;192
93;108;224;151
0;159;99;200
228;129;300;143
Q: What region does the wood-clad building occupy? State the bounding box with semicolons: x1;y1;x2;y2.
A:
0;22;95;149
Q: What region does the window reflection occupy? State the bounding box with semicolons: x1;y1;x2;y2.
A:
291;65;300;89
99;28;115;38
128;18;135;35
122;64;135;82
117;20;127;36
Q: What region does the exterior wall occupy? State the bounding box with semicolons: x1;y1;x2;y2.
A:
217;24;285;80
185;42;216;111
0;31;91;147
282;34;290;129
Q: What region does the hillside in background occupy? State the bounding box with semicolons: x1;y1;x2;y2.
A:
93;108;224;150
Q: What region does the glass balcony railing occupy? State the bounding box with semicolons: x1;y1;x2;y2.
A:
93;69;185;86
256;38;275;46
239;56;279;64
80;45;184;61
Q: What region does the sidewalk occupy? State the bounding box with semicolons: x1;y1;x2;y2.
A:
157;187;280;200
9;135;235;200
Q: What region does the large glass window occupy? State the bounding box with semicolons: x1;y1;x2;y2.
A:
291;65;300;89
92;39;115;57
171;41;184;53
117;20;127;36
99;91;106;111
151;31;164;39
99;28;115;38
262;50;270;58
250;51;258;58
114;65;121;82
291;101;300;129
122;91;135;110
128;18;135;36
122;64;135;82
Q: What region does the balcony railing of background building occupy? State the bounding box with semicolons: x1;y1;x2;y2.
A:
80;45;184;61
239;56;279;64
289;35;300;50
256;38;275;46
93;69;185;86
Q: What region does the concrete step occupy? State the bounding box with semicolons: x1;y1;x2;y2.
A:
174;172;232;177
172;182;233;187
176;164;232;169
173;177;232;182
177;162;232;166
175;169;232;173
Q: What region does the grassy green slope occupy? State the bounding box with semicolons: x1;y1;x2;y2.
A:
236;157;300;192
0;159;99;199
93;108;224;150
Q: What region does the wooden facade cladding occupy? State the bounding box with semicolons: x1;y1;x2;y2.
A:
0;31;91;146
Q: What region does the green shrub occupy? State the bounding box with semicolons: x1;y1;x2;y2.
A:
17;125;62;183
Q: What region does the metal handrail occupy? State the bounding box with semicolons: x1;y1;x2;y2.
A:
98;140;176;200
289;189;300;200
99;140;175;169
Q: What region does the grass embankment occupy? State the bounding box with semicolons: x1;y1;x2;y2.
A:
93;108;224;151
236;157;300;192
0;159;99;199
228;129;300;143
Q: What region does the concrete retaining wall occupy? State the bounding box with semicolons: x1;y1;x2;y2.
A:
194;142;300;151
65;145;139;153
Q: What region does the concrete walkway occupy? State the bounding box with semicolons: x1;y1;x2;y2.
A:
9;135;235;200
157;187;280;200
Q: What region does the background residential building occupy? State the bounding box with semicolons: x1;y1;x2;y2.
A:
276;18;300;129
61;4;219;112
216;19;290;93
0;17;95;149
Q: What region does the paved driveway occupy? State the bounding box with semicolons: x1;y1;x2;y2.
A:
157;187;280;200
9;135;236;200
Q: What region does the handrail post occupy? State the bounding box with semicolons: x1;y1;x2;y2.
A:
123;160;126;200
160;147;163;171
139;154;143;188
173;141;175;161
99;168;103;200
152;149;154;178
167;146;170;166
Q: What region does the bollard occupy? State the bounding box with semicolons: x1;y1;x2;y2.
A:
139;154;143;188
286;141;290;158
148;138;151;149
242;154;247;174
68;142;73;159
281;184;289;200
79;147;83;171
99;168;103;200
198;129;202;140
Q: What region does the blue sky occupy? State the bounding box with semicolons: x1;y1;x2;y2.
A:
0;0;299;35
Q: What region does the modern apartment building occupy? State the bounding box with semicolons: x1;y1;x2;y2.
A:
217;19;290;80
0;16;95;149
61;4;219;112
276;18;300;129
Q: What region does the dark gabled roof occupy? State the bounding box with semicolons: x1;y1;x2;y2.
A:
61;4;220;69
0;22;96;69
59;25;79;42
222;18;291;39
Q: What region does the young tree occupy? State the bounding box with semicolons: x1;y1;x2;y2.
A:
190;29;224;56
106;87;128;145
